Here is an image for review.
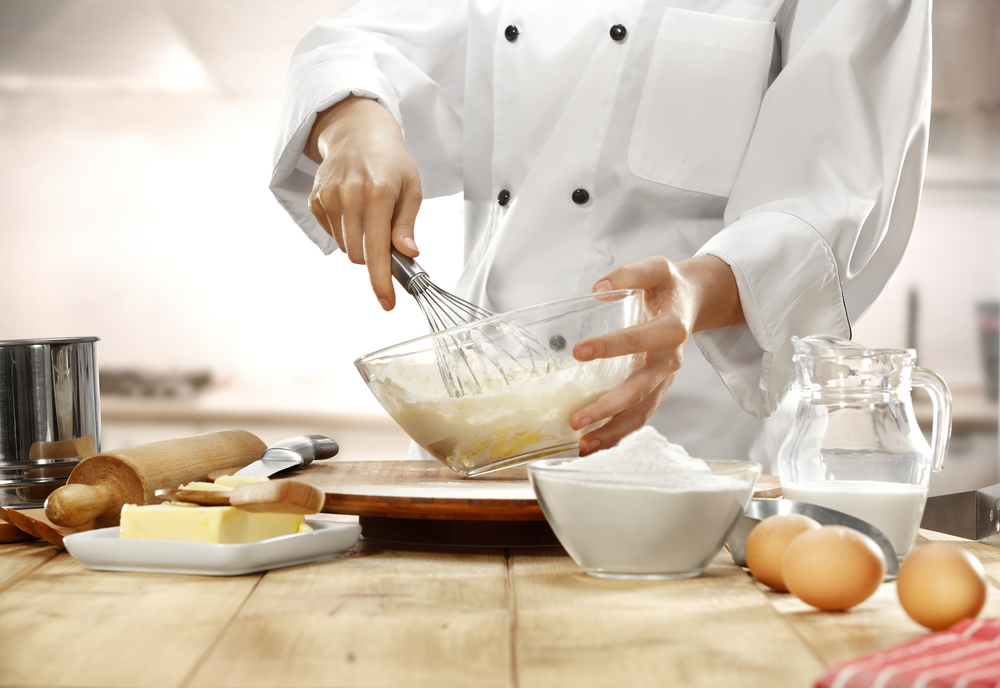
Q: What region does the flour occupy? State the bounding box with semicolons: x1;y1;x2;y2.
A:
567;426;710;473
552;426;754;492
528;426;760;578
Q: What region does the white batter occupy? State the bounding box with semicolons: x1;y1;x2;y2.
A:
366;352;632;474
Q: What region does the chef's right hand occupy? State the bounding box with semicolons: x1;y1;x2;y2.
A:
305;96;423;311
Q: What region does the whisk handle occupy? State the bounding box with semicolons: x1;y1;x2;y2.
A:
390;246;427;293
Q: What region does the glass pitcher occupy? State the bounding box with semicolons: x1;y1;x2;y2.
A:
777;334;952;557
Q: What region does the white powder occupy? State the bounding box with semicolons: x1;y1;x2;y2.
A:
529;427;760;578
567;426;710;473
552;426;756;492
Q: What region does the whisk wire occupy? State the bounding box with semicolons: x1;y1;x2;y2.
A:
391;248;556;398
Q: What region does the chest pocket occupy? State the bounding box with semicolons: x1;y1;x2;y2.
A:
628;9;774;197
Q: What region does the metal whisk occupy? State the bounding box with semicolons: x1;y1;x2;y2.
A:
390;247;556;398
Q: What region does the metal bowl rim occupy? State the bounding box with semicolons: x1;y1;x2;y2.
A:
0;336;100;348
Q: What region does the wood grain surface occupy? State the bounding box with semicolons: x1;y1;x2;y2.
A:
0;540;58;593
0;531;989;688
187;547;512;688
0;514;35;543
1;507;91;548
510;547;826;687
0;554;260;688
309;460;542;521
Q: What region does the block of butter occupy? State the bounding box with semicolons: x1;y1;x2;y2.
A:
120;503;309;544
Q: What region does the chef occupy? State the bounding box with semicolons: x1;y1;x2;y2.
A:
270;0;932;472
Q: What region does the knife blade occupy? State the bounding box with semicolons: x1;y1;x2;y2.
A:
921;484;1000;545
232;435;339;478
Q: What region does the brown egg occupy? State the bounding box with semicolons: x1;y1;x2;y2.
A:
896;542;987;631
782;525;886;610
745;513;821;591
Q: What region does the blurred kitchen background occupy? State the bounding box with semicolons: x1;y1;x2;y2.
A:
0;0;997;494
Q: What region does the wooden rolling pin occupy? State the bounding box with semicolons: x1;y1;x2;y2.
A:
44;430;267;528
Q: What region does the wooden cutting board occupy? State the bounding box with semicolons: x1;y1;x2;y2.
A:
299;460;550;547
243;460;782;548
204;460;558;547
1;506;91;547
0;512;38;543
284;460;781;518
310;461;559;547
309;461;542;521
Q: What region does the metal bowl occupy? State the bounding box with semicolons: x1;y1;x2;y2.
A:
0;458;79;508
0;337;101;507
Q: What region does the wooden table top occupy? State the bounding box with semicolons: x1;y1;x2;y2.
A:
1;526;998;688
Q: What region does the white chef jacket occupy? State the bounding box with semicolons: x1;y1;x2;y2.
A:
270;0;931;472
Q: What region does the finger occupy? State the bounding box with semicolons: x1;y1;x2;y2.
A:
338;180;366;264
574;316;687;362
570;352;677;431
309;189;343;248
309;193;333;237
594;255;676;292
577;380;671;455
391;175;422;257
362;184;398;311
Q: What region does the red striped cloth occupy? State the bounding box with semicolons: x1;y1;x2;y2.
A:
816;619;1000;688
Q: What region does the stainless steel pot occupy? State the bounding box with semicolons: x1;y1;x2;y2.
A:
0;336;101;508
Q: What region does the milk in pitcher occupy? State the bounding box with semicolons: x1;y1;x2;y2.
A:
782;480;927;557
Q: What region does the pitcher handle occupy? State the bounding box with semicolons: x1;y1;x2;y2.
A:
912;367;953;472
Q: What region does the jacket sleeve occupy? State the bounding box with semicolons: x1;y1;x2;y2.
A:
692;0;932;418
269;0;468;254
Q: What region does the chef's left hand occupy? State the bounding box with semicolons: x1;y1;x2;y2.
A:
569;255;745;455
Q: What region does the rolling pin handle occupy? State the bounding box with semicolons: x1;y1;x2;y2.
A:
44;483;114;527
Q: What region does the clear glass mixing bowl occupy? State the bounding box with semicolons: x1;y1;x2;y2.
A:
354;290;646;477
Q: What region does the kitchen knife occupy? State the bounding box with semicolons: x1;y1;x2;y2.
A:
920;484;1000;545
232;435;340;479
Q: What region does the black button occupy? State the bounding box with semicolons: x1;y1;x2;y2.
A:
504;25;519;42
610;24;627;41
497;189;511;206
572;188;590;205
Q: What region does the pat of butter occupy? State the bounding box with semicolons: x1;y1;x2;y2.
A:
120;503;309;543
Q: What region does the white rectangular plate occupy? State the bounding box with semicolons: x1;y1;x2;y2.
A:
63;520;362;576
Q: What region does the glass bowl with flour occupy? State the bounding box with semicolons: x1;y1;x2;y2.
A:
355;290;645;477
528;427;761;579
